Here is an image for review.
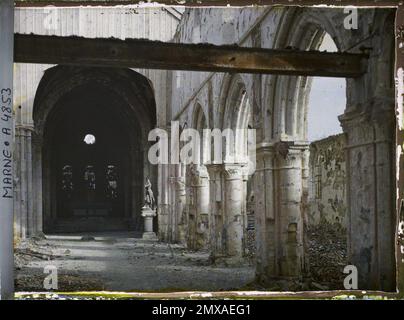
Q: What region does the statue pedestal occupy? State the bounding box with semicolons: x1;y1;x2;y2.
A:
141;206;157;240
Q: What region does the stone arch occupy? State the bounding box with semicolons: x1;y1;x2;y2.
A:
213;74;254;261
256;8;351;281
265;7;348;141
219;74;252;164
32;66;157;234
191;101;208;165
33;66;156;138
257;7;396;289
184;101;210;250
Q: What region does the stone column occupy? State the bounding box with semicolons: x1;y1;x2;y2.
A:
206;164;223;258
32;134;43;236
14;125;35;240
301;147;310;274
340;110;395;291
167;164;177;242
222;164;246;263
0;0;14;300
174;171;187;244
14;125;22;240
254;144;277;281
157;163;169;241
168;163;187;244
275;143;306;277
241;169;249;253
254;142;306;283
187;165;209;250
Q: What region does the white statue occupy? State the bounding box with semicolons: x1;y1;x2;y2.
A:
144;178;155;210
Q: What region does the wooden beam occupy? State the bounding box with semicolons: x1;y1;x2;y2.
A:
14;34;367;78
14;0;401;8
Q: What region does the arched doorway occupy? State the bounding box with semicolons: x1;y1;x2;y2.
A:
48;85;136;232
33;66;156;234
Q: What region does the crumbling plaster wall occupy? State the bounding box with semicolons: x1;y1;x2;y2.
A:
308;134;347;228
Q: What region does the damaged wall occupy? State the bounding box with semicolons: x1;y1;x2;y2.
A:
10;5;397;292
308;134;347;228
162;6;396;291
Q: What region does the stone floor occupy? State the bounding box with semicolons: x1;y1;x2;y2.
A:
15;233;255;292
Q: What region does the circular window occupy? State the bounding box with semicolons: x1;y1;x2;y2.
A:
84;134;96;145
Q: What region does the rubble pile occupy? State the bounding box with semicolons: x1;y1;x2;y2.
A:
14;239;104;292
14;240;56;270
307;221;348;290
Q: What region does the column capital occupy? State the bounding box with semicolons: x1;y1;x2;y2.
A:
205;163;222;179
255;142;276;155
339;106;394;128
175;177;186;190
222;164;247;181
256;141;308;157
189;164;209;186
339;108;394;148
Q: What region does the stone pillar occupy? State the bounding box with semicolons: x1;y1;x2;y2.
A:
0;0;14;300
32;134;43;236
157;163;169;241
340;110;395;291
301;147;310;274
174;165;187;244
254;142;306;283
14;125;22;240
169;163;187;244
222;164;246;263
167;165;176;242
241;169;249;253
14;126;35;240
206;164;223;258
155;124;171;241
276;144;306;277
187;165;209;250
254;145;277;280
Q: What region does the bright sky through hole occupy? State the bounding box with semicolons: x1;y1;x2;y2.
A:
307;33;346;142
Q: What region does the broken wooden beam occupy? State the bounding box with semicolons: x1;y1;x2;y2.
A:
14;34;367;78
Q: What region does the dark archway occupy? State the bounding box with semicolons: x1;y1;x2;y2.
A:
33;66;156;234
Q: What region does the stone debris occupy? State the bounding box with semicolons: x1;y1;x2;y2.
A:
307;221;347;290
13;230;349;293
15;274;104;292
14;239;104;292
14;240;57;270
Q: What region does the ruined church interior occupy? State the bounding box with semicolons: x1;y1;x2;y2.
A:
0;0;402;300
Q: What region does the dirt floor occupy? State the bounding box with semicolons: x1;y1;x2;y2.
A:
14;233;255;292
14;223;347;293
